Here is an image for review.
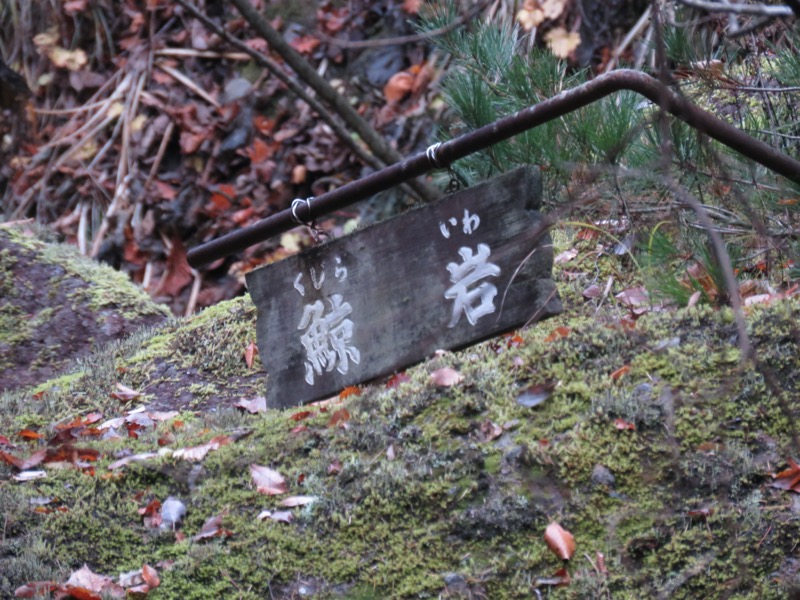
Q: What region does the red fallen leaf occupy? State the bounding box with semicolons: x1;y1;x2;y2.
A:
339;385;360;399
152;237;193;297
280;495;316;507
505;332;524;348
290;410;314;422
613;418;635;431
687;507;714;519
771;458;800;492
65;564;118;596
386;372;410;388
297;473;306;485
193;513;232;541
384;71;414;103
14;582;60;598
111;382;141;402
244;340;258;369
1;448;46;470
18;429;44;441
517;381;556;408
44;445;100;464
210;183;236;211
544;522;576;560
576;227;599;241
610;365;631;381
328;408;350;428
430;367;464;387
290;424;308;434
138;499;161;517
0;434;16;447
250;464;288;495
235;396;267;414
290;34;321;54
327;458;342;475
544;326;571;343
253;115;274;136
142;564;160;589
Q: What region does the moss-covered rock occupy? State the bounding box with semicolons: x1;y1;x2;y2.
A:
2;256;800;598
0;223;169;392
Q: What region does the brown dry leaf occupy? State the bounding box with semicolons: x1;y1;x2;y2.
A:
613;418;635;431
235;396;267;414
544;326;571;343
153;237;193;297
172;434;232;462
430;367;464;387
477;420;503;442
141;564;160;589
65;564;119;596
192;513;232;541
111;382;141;402
244;340;258;369
280;495;317;507
771;458;800;492
0;448;46;470
250;464;288;495
328;408;351;428
544;28;581;59
516;381;556;408
384;71;414;103
544;522;576;560
610;365;631;381
386;372;411;388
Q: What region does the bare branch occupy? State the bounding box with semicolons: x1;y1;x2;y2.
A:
675;0;794;17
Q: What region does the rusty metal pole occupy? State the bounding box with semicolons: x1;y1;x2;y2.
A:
187;69;800;268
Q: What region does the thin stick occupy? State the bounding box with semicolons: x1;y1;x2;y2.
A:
156;61;221;109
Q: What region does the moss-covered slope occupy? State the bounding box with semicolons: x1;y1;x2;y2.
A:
2;279;800;598
0;224;169;392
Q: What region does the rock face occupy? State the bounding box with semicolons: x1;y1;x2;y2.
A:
2;227;800;599
0;224;169;391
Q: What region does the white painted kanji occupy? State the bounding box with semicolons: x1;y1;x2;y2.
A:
297;293;361;385
444;243;500;328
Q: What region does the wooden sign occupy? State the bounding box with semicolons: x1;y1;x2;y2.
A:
246;166;562;408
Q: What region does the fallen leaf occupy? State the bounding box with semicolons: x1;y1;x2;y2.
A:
257;509;294;523
17;429;44;441
193;513;231;541
250;464;288;495
142;564;160;589
1;448;46;470
478;420;503;442
244;341;258;369
544;522;576;560
386;444;396;461
172;434;232;462
610;365;631;381
107;452;159;470
517;381;556;408
386;373;410;388
290;410;314;422
613;418;635;431
235;396;267;414
327;458;342;475
280;495;316;507
544;326;571;343
328;408;350;428
339;385;360;399
13;470;47;482
430;367;464;387
111;382;141;402
160;496;186;529
554;248;578;264
771;458;800;492
544;27;581;58
384;71;414;103
13;581;59;598
535;566;571;587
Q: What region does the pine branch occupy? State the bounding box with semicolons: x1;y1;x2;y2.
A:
229;0;440;204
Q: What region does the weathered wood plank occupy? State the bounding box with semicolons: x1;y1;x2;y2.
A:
246;166;562;408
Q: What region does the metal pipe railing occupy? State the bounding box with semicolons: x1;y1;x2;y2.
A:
187;69;800;268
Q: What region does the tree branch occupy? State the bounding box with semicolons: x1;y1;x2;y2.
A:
229;0;440;204
675;0;794;17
